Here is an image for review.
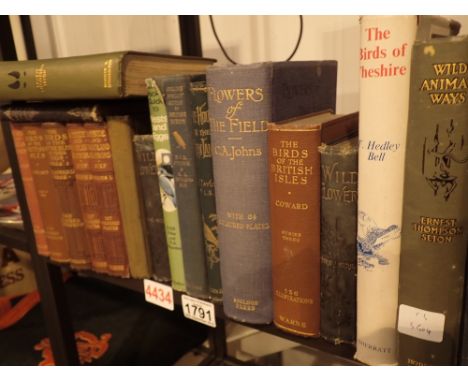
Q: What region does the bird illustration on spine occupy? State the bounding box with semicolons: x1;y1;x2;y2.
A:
156;149;177;211
422;119;468;201
357;211;400;270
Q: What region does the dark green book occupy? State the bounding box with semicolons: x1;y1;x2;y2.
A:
155;75;209;299
319;135;358;345
462;260;468;365
397;35;468;366
133;135;171;282
191;78;222;302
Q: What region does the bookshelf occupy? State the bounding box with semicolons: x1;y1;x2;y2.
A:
0;15;360;367
0;110;362;366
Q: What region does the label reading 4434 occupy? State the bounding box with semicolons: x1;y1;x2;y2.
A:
181;294;216;328
144;279;174;311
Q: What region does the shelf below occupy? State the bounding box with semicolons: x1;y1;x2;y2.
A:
69;267;361;365
0;226;28;252
0;224;361;365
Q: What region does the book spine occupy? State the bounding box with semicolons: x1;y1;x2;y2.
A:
1;104;103;123
269;125;321;336
191;79;222;302
10;123;49;256
319;141;358;344
207;64;274;323
162;76;209;299
146;78;186;291
462;260;468;366
42;122;91;269
133;135;171;282
22;124;69;262
356;16;417;365
206;62;337;323
67;123;107;273
0;52;124;101
397;36;468;366
86;122;129;277
106;116;152;279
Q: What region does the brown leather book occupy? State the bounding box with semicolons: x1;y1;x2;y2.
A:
67;123;107;273
86;122;129;277
22;123;69;263
42;122;91;269
269;121;322;336
10;123;49;256
269;111;356;337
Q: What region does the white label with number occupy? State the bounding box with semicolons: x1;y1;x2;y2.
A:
181;294;216;328
397;304;445;343
144;279;174;311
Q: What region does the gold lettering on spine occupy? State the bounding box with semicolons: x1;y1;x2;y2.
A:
277;315;308;330
218;210;269;231
411;216;463;244
103;59;113;88
420;60;467;105
233;298;259;312
207;87;264;104
35;64;47;92
271;140;313;185
207;85;267;169
275;289;314;305
407;358;429;366
321;161;358;204
194;102;209;125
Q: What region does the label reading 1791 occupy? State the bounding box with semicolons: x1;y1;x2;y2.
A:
181;294;216;328
144;279;174;311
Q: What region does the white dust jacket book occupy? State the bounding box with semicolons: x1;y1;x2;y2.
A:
355;15;417;365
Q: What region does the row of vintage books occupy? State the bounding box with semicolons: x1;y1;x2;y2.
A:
0;16;467;366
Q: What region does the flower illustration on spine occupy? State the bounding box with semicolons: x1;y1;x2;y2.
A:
357;211;400;270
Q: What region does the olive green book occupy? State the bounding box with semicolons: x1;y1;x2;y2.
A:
0;51;215;101
106;115;152;279
397;35;468;366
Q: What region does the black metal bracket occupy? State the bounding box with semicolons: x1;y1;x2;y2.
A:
0;16;17;61
1;120;80;365
0;15;80;365
178;16;203;57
